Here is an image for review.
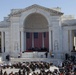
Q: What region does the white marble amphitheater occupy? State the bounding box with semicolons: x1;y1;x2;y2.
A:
0;4;76;62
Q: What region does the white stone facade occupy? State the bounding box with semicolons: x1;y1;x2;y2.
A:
0;4;76;59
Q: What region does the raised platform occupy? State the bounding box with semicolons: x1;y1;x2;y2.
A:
2;52;64;66
10;57;63;66
22;52;46;58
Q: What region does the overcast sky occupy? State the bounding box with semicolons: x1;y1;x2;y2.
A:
0;0;76;21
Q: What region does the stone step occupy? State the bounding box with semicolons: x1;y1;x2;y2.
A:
10;57;63;66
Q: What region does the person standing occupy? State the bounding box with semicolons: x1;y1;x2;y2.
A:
45;51;48;58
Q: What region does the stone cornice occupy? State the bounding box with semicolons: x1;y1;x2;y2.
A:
23;28;48;32
62;23;76;26
9;4;63;17
0;21;10;28
62;19;76;26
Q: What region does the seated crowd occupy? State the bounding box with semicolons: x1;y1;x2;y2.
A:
0;53;76;75
0;58;76;75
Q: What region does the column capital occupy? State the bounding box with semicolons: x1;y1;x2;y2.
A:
49;26;52;31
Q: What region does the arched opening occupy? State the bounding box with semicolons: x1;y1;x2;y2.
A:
23;13;49;52
24;13;48;29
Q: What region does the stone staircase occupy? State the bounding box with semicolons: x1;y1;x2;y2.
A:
10;57;63;66
1;52;64;66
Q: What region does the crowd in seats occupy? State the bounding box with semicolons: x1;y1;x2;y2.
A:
0;58;76;75
0;53;76;75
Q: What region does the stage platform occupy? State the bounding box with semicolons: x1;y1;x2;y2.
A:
10;57;63;66
2;52;64;66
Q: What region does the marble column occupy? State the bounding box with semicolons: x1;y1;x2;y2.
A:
32;32;34;48
49;27;52;52
21;31;26;52
42;32;44;48
1;32;4;52
74;35;76;50
70;30;73;51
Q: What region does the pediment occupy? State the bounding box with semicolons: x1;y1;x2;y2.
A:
9;4;63;16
